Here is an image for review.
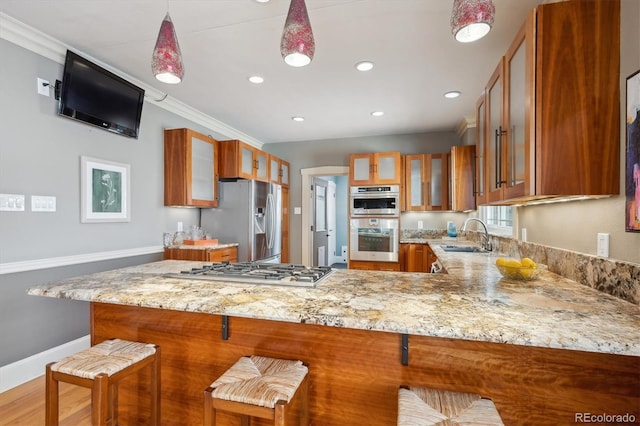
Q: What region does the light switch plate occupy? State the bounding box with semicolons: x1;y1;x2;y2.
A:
31;195;56;212
596;233;609;258
294;207;302;215
0;193;25;211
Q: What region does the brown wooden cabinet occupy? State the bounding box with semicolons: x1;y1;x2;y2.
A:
164;246;238;263
349;152;401;185
475;94;488;206
449;145;476;212
403;154;449;211
269;155;290;188
219;140;269;182
400;243;437;273
164;128;219;207
281;186;290;263
348;260;401;272
478;1;620;204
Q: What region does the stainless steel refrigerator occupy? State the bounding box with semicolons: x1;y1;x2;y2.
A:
200;180;281;263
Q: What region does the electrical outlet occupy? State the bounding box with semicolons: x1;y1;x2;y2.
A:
417;220;424;229
37;78;50;96
31;195;56;212
0;193;25;211
596;233;609;258
521;228;527;242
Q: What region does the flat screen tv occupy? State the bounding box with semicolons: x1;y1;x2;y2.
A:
57;50;145;139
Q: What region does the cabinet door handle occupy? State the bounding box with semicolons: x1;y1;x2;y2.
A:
495;127;507;188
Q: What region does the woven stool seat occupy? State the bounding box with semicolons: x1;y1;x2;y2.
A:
50;338;157;379
398;387;504;426
205;355;309;425
46;338;160;426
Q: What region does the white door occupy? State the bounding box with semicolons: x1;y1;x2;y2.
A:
327;181;336;265
312;178;329;266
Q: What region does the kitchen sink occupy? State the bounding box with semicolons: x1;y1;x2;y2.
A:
440;245;482;253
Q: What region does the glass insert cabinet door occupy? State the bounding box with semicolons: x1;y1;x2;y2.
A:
191;136;214;201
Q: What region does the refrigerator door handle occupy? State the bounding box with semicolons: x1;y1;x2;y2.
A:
266;193;274;249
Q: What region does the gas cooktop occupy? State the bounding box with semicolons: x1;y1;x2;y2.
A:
165;262;335;288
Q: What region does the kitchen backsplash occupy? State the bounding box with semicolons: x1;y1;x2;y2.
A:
402;229;640;305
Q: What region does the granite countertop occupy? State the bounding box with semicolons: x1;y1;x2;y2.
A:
28;241;640;356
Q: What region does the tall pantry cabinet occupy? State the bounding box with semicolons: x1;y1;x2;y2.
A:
477;0;620;204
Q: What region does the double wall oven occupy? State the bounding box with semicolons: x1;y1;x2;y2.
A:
349;185;400;262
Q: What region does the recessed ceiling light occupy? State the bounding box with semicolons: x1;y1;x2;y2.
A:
355;61;374;71
371;111;384;117
444;91;461;98
292;116;305;122
254;0;270;3
248;75;264;84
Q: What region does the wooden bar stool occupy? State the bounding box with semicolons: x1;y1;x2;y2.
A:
204;355;309;426
46;338;160;426
397;386;504;425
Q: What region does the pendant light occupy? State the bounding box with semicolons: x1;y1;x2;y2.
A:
152;12;184;84
280;0;315;67
450;0;495;43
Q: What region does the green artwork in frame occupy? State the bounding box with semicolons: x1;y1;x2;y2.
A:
81;156;130;223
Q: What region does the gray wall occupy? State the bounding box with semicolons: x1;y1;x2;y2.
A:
264;132;461;264
0;39;226;365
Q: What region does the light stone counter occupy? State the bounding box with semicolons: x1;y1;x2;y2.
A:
28;243;640;356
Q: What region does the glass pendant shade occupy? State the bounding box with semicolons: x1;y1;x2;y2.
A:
152;12;184;84
280;0;315;67
451;0;495;43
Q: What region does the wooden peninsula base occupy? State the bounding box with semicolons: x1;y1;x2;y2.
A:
90;302;639;425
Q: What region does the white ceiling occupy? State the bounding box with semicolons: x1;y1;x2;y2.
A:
0;0;542;144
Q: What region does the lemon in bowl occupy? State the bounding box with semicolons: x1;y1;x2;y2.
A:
495;257;543;281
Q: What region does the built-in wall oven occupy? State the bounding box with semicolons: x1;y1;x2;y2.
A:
350;185;400;216
349;217;399;262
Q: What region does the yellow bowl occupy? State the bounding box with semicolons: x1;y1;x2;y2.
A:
496;264;544;281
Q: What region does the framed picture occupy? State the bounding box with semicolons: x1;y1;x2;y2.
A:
625;70;640;232
80;156;130;223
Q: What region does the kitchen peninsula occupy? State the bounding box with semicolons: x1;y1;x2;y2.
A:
28;245;639;425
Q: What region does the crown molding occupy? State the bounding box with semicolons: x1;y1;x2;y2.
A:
0;12;263;149
456;116;476;138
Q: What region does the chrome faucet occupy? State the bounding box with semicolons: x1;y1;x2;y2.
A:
461;218;492;251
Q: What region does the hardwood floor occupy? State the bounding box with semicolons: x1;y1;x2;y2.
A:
0;375;91;425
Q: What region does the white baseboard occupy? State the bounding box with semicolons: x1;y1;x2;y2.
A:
0;335;90;393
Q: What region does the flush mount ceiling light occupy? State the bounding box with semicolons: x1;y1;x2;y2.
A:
152;12;184;84
248;75;264;84
281;0;315;67
444;91;461;98
450;0;495;43
292;116;305;122
356;61;374;72
371;111;385;117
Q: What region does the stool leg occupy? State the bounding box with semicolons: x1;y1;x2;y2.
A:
109;383;117;426
92;373;109;426
150;348;161;426
274;402;286;426
299;376;309;426
45;363;59;426
240;414;250;426
203;387;214;426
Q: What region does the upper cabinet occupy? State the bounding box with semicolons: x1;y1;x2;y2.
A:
349;152;401;185
477;1;620;204
404;154;449;211
219;140;269;182
164;128;219;208
475;95;487;206
269;155;290;188
449;145;476;212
